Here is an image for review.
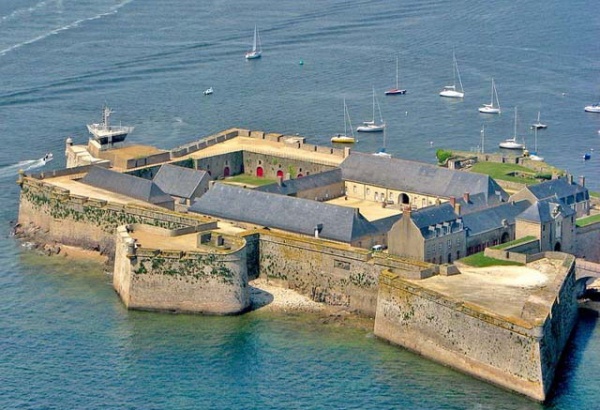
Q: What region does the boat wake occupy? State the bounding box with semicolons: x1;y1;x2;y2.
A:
0;160;37;179
0;0;135;56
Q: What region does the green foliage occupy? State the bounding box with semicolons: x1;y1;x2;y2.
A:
459;252;523;267
436;149;453;165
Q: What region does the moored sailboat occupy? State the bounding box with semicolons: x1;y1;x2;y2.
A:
357;88;385;132
331;99;356;143
440;52;464;98
499;107;525;150
531;111;547;129
478;78;501;114
385;57;407;95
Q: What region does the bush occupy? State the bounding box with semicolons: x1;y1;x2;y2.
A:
436;149;453;164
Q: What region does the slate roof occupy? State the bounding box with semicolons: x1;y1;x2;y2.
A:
517;198;576;224
153;164;208;199
340;152;508;202
404;203;464;239
461;200;530;236
189;183;378;243
524;178;589;203
256;169;342;196
81;166;173;205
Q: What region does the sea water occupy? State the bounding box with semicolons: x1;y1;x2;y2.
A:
1;1;599;408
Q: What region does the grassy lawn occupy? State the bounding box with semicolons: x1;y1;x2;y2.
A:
223;174;276;187
469;162;542;185
576;214;600;227
459;252;524;267
490;235;537;250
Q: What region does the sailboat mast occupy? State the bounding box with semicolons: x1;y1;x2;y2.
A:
395;57;399;89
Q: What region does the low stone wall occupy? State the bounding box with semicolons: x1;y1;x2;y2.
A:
113;226;250;314
373;253;578;402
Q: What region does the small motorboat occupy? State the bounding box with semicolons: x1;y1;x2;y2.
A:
583;152;591;161
42;152;54;164
584;103;600;113
204;87;213;95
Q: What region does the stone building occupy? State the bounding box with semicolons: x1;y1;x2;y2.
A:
515;199;576;253
255;168;345;201
340;152;508;209
153;163;210;208
510;176;590;217
81;166;175;210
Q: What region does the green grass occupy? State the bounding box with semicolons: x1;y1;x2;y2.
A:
576;214;600;227
490;235;537;250
459;252;524;267
469;162;541;185
590;191;600;199
223;174;276;187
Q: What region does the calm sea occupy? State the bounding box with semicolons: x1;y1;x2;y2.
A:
1;1;599;408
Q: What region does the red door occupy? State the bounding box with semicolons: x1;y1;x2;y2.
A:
256;167;264;177
223;167;230;177
276;170;284;178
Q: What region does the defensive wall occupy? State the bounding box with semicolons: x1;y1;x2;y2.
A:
114;225;249;315
575;221;600;262
373;252;578;402
17;174;216;257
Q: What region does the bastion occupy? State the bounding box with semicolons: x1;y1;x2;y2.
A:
374;253;578;402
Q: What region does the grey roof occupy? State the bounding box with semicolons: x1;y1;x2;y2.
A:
405;203;464;239
81;166;173;205
517;198;576;224
189;183;378;243
461;200;530;236
153;164;209;199
340;152;508;202
525;178;588;203
256;169;342;196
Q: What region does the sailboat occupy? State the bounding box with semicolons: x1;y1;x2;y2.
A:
499;107;525;150
331;99;356;143
531;111;547;129
357;88;385;132
373;127;392;158
385;57;406;95
440;52;464;98
478;78;501;114
245;25;262;59
528;126;544;161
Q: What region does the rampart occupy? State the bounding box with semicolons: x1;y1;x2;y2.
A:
17;175;215;256
373;252;578;402
575;221;600;263
114;225;249;315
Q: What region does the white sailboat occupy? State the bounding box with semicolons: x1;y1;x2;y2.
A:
331;99;356;143
440;52;464;98
245;25;262;60
373;127;392;158
478;78;501;114
357;88;385;132
385;57;406;95
499;107;525;150
531;111;547;129
528;126;544;161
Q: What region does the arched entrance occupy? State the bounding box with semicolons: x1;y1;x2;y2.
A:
554;242;561;251
223;167;230;177
398;193;410;205
501;232;510;243
297;173;303;178
276;170;284;179
447;253;452;264
256;167;264;177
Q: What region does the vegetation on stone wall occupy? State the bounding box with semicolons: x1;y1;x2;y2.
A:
134;253;235;284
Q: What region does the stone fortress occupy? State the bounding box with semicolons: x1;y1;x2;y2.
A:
16;125;600;402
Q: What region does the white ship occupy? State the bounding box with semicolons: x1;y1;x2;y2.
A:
87;105;134;145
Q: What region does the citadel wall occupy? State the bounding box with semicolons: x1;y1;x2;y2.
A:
373;253;578;402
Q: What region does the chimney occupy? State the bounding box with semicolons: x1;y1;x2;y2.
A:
579;176;585;187
449;196;456;207
278;175;283;186
403;204;412;217
435;197;441;206
314;223;323;239
568;174;574;184
454;203;461;215
463;192;470;203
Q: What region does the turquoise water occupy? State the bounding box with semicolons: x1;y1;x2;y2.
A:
1;1;599;408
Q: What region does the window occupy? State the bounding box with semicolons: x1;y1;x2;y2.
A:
353;185;357;194
447;239;452;248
